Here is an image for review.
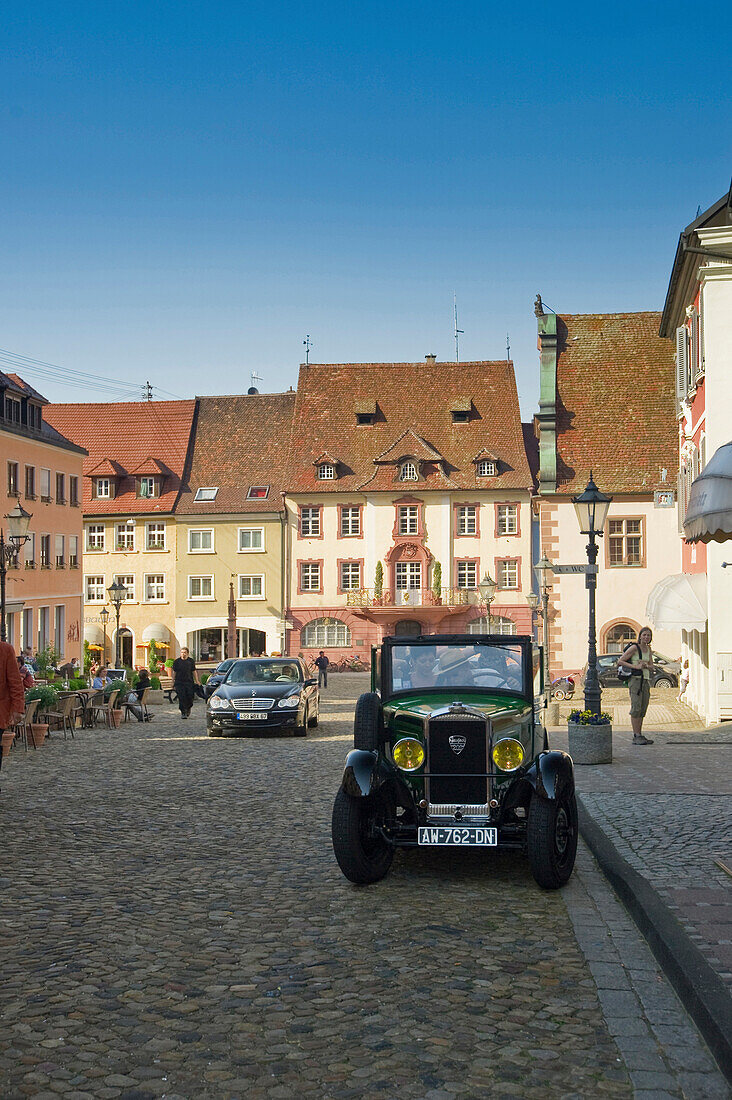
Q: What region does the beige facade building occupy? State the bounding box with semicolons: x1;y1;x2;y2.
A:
1;373;86;659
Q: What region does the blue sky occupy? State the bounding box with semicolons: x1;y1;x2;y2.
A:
1;1;730;414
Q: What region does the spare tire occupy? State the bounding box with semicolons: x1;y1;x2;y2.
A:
353;692;383;751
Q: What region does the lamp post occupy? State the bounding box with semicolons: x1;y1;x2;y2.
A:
107;579;127;667
532;555;553;689
572;473;613;717
99;607;110;667
1;502;32;642
478;572;497;632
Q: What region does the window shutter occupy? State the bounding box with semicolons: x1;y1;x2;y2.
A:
696;297;705;381
675;326;688;402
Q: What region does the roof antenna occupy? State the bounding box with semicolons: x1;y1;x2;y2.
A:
506;333;510;362
248;370;262;396
142;381;153;401
303;335;312;365
454;294;464;364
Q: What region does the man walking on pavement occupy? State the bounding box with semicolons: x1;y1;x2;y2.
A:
314;650;329;689
173;646;200;719
1;640;25;771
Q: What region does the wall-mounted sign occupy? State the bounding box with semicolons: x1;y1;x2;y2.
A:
654;490;675;508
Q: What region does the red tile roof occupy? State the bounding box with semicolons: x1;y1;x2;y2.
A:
44;400;197;514
554;313;677;494
176;392;297;514
287;361;532;493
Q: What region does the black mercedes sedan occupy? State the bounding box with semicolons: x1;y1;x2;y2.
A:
203;658;237;699
207;657;320;737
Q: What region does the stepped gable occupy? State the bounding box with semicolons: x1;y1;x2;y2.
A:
554;312;677;495
287;360;532;493
176;391;296;514
45;399;196;513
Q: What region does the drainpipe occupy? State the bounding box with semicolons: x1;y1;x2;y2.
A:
280;492;289;656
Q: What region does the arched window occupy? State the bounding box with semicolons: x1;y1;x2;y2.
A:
400;462;418;481
317;464;335;480
605;623;635;654
477;460;497;477
466;616;517;636
302;618;352;647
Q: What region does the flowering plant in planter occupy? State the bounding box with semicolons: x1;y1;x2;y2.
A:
568;709;612;725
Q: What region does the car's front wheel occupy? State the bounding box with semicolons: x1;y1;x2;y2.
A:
653;677;673;689
307;706;319;728
527;791;578;889
294;707;308;737
331;789;394;884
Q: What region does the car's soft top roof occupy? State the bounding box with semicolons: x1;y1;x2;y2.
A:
383;634;533;647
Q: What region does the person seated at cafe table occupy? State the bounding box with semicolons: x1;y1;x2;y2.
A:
92;667;107;690
126;669;153;722
17;655;35;690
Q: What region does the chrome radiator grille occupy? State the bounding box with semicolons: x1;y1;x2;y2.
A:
427;802;491;817
230;697;274;710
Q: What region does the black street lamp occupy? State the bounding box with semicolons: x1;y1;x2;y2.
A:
99;606;110;667
107;579;127;666
1;502;32;643
478;572;497;632
572;473;613;717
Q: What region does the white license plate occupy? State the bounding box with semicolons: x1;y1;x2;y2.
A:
418;826;497;846
237;712;268;720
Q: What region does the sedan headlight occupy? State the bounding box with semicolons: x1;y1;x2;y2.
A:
277;693;301;708
209;695;230;710
392;737;425;771
492;737;525;771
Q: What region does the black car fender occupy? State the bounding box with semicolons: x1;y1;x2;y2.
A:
340;749;394;798
523;750;575;801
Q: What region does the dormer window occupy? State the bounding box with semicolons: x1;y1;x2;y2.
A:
477;460;497;477
4;396;21;424
356;413;374;425
194;487;219;502
399;461;418;482
138;476;158;499
452;411;469;423
450;398;472;423
354;401;377;426
317;464;335;480
96;478;112;499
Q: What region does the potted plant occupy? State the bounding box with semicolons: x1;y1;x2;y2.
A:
567;708;613;765
373;561;383;603
25;684;59;746
432;561;442;604
1;729;15;759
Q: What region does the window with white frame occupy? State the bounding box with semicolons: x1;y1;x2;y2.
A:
238;574;264;599
467;615;517;635
302;618;351;647
477;460;496;477
317;464;335;480
24;532;35;565
340;506;361;536
300;507;321;537
496;559;519;589
247;485;269;499
40;468;51;500
85;575;106;602
395;561;421;590
138;476;156;498
497;503;518;535
115;523;135;551
397;505;418;535
54;534;65;566
189;528;213;553
456;505;477;535
69;535;78;567
300;562;321;591
95;477;111;499
194;487;218;502
340;562;361;590
456;561;478;588
87;524;105;551
145;574;165;602
608;518;644;566
146;522;166;550
188;575;213;599
400;461;418;482
238;527;264;552
113;574;135;601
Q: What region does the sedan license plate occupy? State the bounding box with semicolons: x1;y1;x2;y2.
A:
418;826;497;846
237;712;267;721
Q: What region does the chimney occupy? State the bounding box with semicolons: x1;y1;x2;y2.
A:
425;354;437;364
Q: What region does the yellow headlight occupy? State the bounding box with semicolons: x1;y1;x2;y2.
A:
392;737;425;771
492;737;525;771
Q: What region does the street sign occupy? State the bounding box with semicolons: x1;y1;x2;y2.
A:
550;564;598;574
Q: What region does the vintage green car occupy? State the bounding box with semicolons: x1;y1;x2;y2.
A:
331;634;577;889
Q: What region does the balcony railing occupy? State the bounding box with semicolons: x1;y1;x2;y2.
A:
346;587;480;609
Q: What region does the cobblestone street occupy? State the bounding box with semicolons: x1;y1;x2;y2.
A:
0;676;727;1099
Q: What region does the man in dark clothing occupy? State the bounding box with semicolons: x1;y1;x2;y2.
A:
314;650;329;688
172;647;199;718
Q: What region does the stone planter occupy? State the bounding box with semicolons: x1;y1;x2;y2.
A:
29;723;48;747
145;690;163;706
110;709;123;728
567;720;612;765
2;730;15;759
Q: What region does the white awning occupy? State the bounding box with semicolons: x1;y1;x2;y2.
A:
684;439;732;543
84;623;104;645
646;573;707;631
142;622;169;644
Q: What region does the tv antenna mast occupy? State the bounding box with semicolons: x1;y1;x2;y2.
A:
141;381;153;401
303;335;313;365
454;294;464;364
506;334;510;362
250;370;263;390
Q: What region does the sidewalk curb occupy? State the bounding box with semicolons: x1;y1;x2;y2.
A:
576;794;732;1084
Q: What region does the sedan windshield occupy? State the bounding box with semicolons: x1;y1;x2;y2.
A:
390;643;525;694
226;660;301;685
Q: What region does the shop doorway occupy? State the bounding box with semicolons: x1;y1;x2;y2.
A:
118;628;133;668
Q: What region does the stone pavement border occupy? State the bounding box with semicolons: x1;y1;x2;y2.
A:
578;794;732;1085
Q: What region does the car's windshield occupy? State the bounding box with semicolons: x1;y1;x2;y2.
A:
390;643;525;694
226;660;301;685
